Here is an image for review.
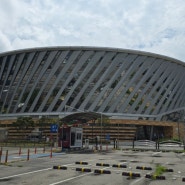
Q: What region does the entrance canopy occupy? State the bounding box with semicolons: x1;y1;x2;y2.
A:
61;112;108;123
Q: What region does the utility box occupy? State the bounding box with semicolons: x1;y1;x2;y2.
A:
27;128;43;142
85;139;89;149
0;128;8;142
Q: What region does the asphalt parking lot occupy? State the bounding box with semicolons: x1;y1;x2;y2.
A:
0;147;185;185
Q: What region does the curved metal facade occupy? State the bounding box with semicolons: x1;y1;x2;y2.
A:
0;46;185;120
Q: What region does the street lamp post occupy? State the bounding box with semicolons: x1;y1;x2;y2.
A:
101;113;102;147
183;110;185;150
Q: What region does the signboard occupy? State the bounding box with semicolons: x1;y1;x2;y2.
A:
106;134;110;141
50;124;58;133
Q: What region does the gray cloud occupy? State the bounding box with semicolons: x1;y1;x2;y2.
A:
0;0;185;62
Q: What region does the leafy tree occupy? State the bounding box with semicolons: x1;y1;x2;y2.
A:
12;116;35;139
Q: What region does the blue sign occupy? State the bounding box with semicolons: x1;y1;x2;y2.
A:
50;124;58;133
106;134;110;140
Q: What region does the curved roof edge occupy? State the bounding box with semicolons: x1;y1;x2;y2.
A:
0;46;184;67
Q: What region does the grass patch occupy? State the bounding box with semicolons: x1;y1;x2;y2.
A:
152;164;166;179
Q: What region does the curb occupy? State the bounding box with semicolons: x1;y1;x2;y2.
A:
136;166;152;170
53;166;67;170
122;171;141;177
94;169;111;174
164;168;174;172
112;164;127;168
96;163;110;167
76;168;91;172
145;174;166;180
75;161;88;165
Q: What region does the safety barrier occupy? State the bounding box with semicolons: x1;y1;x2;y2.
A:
76;168;91;172
17;147;46;156
122;171;141;178
53;166;67;170
0;147;58;163
145;174;166;180
94;169;111;174
96;163;110;167
133;140;156;147
75;161;88;165
112;164;127;168
136;166;152;170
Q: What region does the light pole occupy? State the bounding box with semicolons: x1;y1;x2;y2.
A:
183;110;185;150
101;112;102;147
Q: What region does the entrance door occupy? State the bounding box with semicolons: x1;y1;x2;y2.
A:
62;127;70;148
71;132;75;146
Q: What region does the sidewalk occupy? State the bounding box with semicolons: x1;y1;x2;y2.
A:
0;146;64;163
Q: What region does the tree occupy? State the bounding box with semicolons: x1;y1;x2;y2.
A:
12;117;35;139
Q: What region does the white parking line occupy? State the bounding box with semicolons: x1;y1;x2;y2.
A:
0;159;96;181
0;168;52;180
49;172;94;185
130;177;144;185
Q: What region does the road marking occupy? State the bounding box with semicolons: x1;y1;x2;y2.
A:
50;172;93;185
0;159;96;181
130;177;144;185
0;168;52;180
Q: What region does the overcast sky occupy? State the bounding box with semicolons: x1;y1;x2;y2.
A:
0;0;185;61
